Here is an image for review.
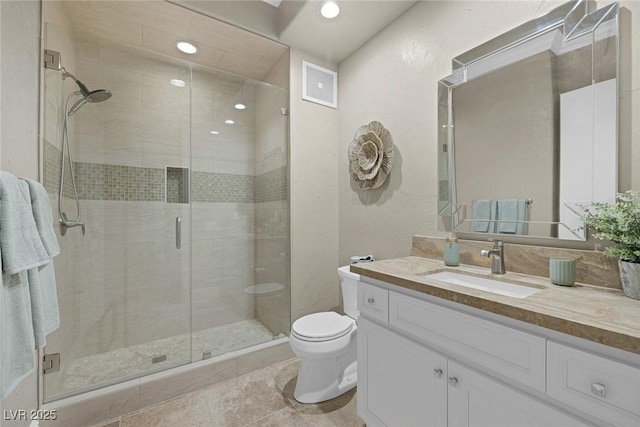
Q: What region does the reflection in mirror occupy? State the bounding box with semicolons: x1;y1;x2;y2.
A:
438;0;619;242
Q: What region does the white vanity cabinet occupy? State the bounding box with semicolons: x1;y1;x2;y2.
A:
547;341;640;426
358;317;447;427
447;360;587;427
357;281;601;427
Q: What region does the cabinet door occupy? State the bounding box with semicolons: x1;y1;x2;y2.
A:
447;361;590;427
358;317;447;427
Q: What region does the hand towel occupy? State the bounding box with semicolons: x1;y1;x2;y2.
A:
21;178;60;257
0;172;49;274
497;199;527;234
1;269;36;399
517;199;529;235
21;178;61;346
471;199;497;233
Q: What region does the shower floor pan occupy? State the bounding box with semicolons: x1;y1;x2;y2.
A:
54;319;282;397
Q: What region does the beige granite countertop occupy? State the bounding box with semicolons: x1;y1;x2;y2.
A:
351;256;640;356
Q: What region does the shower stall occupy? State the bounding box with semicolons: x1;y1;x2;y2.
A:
41;1;290;403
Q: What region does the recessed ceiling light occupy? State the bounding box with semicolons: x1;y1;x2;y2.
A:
225;119;235;125
176;41;198;54
320;1;340;19
210;130;219;135
170;79;186;88
234;103;246;110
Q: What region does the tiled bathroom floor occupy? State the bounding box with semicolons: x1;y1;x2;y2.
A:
96;358;364;427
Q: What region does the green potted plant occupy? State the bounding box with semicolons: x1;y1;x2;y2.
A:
581;190;640;299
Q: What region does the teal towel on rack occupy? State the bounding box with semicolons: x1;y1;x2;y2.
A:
471;199;497;233
497;199;528;235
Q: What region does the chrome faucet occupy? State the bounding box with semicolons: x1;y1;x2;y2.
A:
480;240;506;274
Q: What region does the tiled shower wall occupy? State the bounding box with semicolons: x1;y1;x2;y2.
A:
43;21;289;379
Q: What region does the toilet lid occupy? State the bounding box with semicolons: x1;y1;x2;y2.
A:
292;312;354;342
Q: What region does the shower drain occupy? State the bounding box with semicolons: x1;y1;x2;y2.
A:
151;354;167;364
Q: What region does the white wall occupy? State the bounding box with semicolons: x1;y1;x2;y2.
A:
0;0;41;425
289;49;340;321
1;0;41;179
619;1;640;191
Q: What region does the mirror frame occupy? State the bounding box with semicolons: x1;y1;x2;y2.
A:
437;0;619;245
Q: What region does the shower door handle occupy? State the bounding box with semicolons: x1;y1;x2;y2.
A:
175;216;181;249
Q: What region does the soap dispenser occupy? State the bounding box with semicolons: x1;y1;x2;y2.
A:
444;237;460;266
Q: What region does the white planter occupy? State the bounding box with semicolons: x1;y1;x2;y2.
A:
618;260;640;300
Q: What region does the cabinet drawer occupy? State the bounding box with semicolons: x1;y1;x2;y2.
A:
358;283;389;323
389;291;546;391
547;341;640;426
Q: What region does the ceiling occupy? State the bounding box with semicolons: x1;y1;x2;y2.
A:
53;0;416;82
56;1;289;82
178;0;417;64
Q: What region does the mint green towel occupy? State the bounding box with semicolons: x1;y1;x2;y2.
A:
0;173;49;274
21;178;60;257
471;199;497;233
497;199;528;235
21;178;61;347
1;270;36;399
0;173;60;398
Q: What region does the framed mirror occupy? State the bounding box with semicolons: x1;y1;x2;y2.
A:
438;0;619;242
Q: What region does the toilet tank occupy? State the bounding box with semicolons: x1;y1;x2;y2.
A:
338;265;360;319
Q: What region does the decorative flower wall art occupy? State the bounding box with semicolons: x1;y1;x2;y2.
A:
348;121;394;190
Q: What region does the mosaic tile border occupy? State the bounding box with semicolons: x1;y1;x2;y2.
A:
44;143;288;203
255;167;287;203
191;171;255;203
75;163;165;201
44;141;74;197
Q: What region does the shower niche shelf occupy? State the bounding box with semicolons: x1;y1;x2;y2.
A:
166;167;189;204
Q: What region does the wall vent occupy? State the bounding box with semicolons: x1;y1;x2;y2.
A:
302;60;337;109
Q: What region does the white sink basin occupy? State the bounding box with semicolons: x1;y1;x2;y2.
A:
424;271;541;299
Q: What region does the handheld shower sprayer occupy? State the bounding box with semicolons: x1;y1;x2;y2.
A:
54;62;112;236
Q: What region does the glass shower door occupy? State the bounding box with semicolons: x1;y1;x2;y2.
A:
190;66;290;360
42;24;192;401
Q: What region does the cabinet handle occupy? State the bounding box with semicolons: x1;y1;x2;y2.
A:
448;376;459;387
433;368;443;378
591;382;606;398
367;297;375;304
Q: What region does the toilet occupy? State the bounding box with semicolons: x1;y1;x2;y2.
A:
289;265;360;403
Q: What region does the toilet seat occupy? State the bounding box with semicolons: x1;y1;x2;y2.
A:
291;312;354;342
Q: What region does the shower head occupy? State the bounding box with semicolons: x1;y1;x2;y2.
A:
86;89;112;103
61;66;112;116
67;89;112;116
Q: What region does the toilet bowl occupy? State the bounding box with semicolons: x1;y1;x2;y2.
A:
289;266;360;403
